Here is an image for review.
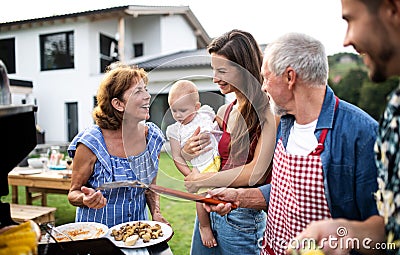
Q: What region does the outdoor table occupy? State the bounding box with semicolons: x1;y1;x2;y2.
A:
8;166;71;206
10;167;174;254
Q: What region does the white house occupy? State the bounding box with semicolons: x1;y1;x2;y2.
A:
0;5;227;143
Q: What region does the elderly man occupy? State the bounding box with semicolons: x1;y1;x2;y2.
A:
204;32;379;255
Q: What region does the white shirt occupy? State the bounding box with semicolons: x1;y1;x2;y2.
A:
286;119;318;156
166;105;220;172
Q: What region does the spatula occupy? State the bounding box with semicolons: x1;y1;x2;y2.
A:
96;180;237;209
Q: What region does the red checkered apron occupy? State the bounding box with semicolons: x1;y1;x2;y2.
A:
261;98;338;255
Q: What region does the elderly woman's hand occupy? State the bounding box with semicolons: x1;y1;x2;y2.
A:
151;212;170;226
81;186;107;209
181;127;212;161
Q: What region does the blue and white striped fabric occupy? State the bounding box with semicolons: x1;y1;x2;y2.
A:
68;122;165;228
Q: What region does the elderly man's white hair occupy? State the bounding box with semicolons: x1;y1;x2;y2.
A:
264;33;329;87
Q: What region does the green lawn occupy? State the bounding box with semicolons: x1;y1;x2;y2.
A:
2;152;195;255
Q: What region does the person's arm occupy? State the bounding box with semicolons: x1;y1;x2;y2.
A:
169;137;192;176
180;105;226;161
258;184;271;208
146;176;169;225
181;127;212;161
203;187;268;216
184;109;276;192
67;143;107;209
293;215;385;255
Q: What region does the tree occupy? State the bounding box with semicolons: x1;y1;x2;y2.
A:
329;53;399;121
358;78;399;120
332;68;367;105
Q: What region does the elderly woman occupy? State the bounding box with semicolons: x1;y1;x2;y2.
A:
67;63;168;228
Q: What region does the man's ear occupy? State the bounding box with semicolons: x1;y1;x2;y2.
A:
111;98;125;112
286;67;296;90
384;0;400;25
388;0;400;23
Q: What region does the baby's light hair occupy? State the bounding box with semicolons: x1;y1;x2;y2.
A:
168;80;200;105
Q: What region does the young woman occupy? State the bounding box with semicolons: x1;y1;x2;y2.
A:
183;29;276;255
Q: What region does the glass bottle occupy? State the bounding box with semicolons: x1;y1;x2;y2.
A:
49;146;61;166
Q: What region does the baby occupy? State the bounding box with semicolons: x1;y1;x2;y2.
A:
166;80;221;248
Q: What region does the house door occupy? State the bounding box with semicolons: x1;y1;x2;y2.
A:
66;102;78;141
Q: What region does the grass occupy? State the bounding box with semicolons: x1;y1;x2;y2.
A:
2;152;195;255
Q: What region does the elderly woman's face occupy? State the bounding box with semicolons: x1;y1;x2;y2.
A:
210;53;242;95
123;78;151;120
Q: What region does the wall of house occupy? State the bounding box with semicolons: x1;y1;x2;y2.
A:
36;21;102;144
160;15;197;53
1;12;212;143
125;15;162;58
0;19;105;143
89;18;119;74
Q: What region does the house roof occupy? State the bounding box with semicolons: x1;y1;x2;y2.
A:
130;44;268;71
0;5;211;48
128;48;211;71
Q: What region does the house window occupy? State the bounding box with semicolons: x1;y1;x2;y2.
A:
93;95;98;124
40;31;74;71
133;43;143;57
0;38;16;74
93;95;98;108
66;102;78;141
100;33;118;73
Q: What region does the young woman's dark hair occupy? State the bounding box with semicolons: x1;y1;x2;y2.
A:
207;29;270;166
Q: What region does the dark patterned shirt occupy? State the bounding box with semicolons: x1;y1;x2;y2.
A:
374;87;400;255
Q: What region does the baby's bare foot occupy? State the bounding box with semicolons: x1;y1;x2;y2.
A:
199;225;217;248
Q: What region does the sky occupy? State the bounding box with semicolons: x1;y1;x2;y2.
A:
0;0;355;56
